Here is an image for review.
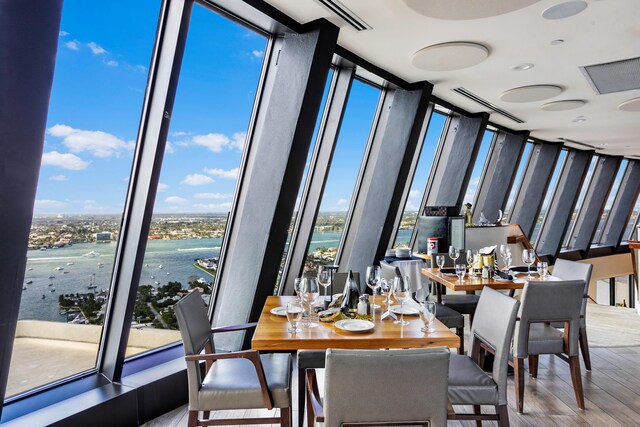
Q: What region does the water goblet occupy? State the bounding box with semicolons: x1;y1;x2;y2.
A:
317;265;331;305
365;265;381;309
436;255;445;274
420;301;436;332
449;245;459;264
294;278;303;302
455;264;466;283
393;275;411;326
522;249;536;279
380;278;393;309
537;261;549;280
300;277;319;328
286;301;303;334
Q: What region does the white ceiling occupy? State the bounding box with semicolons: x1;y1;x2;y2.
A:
263;0;640;156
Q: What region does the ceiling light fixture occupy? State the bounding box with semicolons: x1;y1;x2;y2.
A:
542;1;588;20
541;100;586;111
572;117;587;123
550;39;565;45
500;85;563;102
513;63;534;71
411;42;490;71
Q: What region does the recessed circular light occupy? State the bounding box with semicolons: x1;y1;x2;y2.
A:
403;0;543;20
618;97;640;112
411;42;490;71
541;100;586;111
550;39;565;45
542;1;588;19
513;63;534;71
500;85;563;103
572;117;587;123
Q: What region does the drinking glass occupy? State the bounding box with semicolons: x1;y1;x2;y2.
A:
436;255;445;273
537;261;549;280
420;301;436;332
502;248;513;271
317;266;331;302
455;264;466;283
300;277;320;328
466;249;478;277
380;278;393;309
294;278;303;302
449;246;459;264
365;265;381;309
286;301;303;333
393;275;411;326
522;249;536;279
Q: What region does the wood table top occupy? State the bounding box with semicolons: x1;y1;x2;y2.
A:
422;267;527;292
251;296;460;351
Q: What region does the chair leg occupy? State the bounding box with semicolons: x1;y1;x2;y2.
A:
457;327;465;355
188;411;198;427
529;354;539;378
514;357;525;413
473;405;482;427
298;366;305;427
579;327;592;371
306;385;315;427
281;406;292;427
495;404;509;427
569;355;585;410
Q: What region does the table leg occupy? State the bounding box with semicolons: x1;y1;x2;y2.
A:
298;366;305;427
436;281;443;303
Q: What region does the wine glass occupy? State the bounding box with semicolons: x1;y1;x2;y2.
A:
502;247;513;271
420;301;436;332
365;265;381;309
393;275;411;326
286;301;303;334
294;278;303;302
537;261;548;280
449;246;459;265
317;266;331;303
300;277;320;328
380;278;393;310
466;249;478;277
436;255;445;273
455;264;466;283
522;249;536;279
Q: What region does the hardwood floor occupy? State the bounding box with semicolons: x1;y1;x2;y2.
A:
142;346;640;427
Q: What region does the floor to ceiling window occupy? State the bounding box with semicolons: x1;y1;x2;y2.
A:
503;142;533;221
392;110;447;247
124;3;268;357
530;149;567;244
624;196;640;241
562;155;598;249
593;160;628;244
462;129;495;207
303;79;381;272
5;0;160;399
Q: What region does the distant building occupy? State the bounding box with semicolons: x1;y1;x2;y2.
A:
94;232;112;243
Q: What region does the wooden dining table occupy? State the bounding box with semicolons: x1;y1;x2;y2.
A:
422;267;528;302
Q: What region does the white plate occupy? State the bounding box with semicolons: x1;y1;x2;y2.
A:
389;305;420;315
334;319;375;332
270;306;287;316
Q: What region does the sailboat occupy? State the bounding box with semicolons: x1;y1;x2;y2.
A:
87;273;97;289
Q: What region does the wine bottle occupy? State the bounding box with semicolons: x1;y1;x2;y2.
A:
340;270;361;316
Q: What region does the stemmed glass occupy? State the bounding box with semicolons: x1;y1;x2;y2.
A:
393;275;411;326
294;278;303;303
286;301;303;334
419;301;436;332
380;278;393;310
537;261;548;280
466;249;478;277
300;277;320;328
449;246;459;266
436;255;445;274
455;264;466;283
365;265;381;309
317;266;331;305
522;249;536;279
501;247;513;272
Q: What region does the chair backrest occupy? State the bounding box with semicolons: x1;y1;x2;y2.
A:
428;252;468;268
469;287;520;406
379;260;400;281
175;291;214;406
514;280;585;358
334;272;362;294
552;259;592;324
324;348;450;427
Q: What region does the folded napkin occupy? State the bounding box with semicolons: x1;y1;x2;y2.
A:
493;268;514;281
479;245;497;255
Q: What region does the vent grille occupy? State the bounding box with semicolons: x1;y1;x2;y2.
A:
581;57;640;94
314;0;372;31
557;138;597;150
452;87;525;124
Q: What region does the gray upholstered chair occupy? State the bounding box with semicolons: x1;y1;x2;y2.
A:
429;252;480;324
512;280;586;413
551;258;593;370
381;260;466;354
447;287;520;427
306;348;450;427
175;291;292;427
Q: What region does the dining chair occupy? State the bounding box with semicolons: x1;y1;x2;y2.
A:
511;280;586;413
429;253;480;324
380;260;465;354
306;348;450;427
175;291;292;427
550;258;593;370
447;287;520;427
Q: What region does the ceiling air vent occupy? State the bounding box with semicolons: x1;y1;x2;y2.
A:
557;138;597;150
580;57;640;94
314;0;372;31
452;87;526;124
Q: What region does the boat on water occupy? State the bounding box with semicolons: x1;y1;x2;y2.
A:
158;264;163;269
83;251;100;257
63;271;69;274
39;247;47;251
50;288;55;292
23;286;27;290
54;266;64;271
67;262;74;266
88;273;97;289
166;272;170;275
48;275;55;279
41;294;45;299
97;262;104;268
150;275;155;279
28;268;33;271
48;283;53;287
154;281;160;285
25;280;33;284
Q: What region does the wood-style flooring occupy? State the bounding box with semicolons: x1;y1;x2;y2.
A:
142;345;640;427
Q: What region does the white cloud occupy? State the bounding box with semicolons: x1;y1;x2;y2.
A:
193;202;233;211
73;199;97;204
181;174;214;186
165;196;188;205
194;192;232;200
64;40;80;51
165;141;175;154
105;60;118;67
49;174;68;181
170;131;191;137
41;151;89;170
48;124;134;158
192;133;229;153
408;189;421;199
231;132;246;150
59;31;69;37
157;183;169;192
35;199;68;210
87;42;107;55
336;198;348;206
204;167;239;180
251;50;264;58
405;201;419;212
